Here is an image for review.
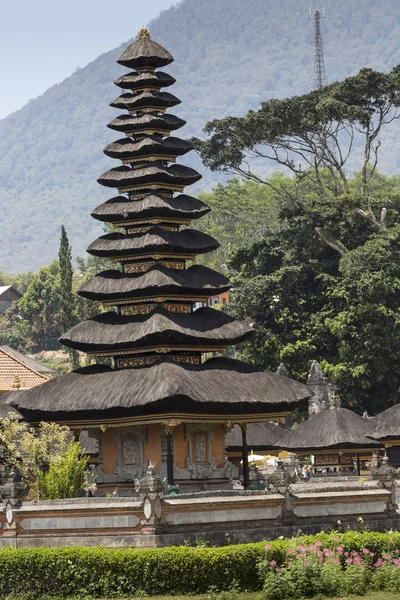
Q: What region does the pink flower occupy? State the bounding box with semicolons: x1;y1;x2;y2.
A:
363;548;370;555
315;541;323;547
265;544;272;550
393;559;400;565
374;559;384;567
344;552;349;557
346;558;353;564
337;546;344;554
287;548;295;554
333;536;340;542
304;561;310;567
270;560;277;566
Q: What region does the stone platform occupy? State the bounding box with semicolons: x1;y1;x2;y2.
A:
1;478;399;548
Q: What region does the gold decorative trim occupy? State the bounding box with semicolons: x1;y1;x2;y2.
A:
112;253;192;263
170;354;200;364
118;356;157;368
124;260;185;274
129;107;166;114
103;295;203;307
118;183;185;194
124;130;171;137
112;218;191;228
32;411;291;429
127;225;179;234
164;303;192;313
121;304;156;316
88;345;227;357
122;155;177;165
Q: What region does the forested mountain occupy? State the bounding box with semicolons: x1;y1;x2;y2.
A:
1;0;400;271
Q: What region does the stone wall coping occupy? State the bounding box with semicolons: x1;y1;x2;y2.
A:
291;480;387;494
164;494;283;506
14;499;143;513
292;489;391;501
174;489;271;499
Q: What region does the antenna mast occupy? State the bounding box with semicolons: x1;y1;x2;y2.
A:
310;5;327;91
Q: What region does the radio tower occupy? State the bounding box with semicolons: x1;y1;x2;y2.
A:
310;6;327;91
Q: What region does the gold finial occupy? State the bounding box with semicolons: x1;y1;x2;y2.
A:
137;27;150;40
13;375;21;390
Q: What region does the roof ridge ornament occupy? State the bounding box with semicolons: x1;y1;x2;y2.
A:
137;28;151;40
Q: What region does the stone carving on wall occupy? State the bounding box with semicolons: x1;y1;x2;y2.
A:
90;426;148;483
181;424;237;481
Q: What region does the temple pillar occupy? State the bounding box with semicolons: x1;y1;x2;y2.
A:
240;423;249;488
166;432;174;485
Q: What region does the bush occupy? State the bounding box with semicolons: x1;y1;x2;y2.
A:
0;531;400;598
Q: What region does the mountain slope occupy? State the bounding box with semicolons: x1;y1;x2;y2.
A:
1;0;400;271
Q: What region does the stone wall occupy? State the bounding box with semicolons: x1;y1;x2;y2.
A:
1;476;399;549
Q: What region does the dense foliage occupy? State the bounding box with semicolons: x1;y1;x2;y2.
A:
224;172;400;413
0;418;89;500
2;0;400;271
0;531;399;597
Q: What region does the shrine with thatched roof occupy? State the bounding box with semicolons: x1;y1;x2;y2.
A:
6;29;311;492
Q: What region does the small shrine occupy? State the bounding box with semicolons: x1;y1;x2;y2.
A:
369;405;400;468
7;30;310;492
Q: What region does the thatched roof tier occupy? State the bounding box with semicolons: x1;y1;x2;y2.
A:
110;91;181;112
368;405;400;441
91;194;210;224
276;408;380;452
117;35;173;70
60;307;253;354
103;136;192;162
87;228;219;259
114;71;176;90
6;357;311;425
78;265;231;302
226;422;286;451
108;113;186;135
0;399;22;419
97;164;202;191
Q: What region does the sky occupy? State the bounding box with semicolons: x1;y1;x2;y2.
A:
0;0;179;119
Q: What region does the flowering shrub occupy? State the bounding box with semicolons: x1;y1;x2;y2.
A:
260;535;400;600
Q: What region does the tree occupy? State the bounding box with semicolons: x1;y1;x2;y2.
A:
227;172;400;414
18;261;61;350
196;178;280;271
59;226;79;369
193;66;400;253
0;416;90;500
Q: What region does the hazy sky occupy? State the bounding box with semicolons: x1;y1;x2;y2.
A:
0;0;179;119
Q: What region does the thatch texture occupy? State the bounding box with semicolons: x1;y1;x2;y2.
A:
78;265;231;301
97;163;202;190
276;408;380;452
60;307;253;353
117;38;173;70
104;136;192;161
87;228;219;258
108;113;186;135
110;91;181;112
7;357;311;422
0;398;22;419
225;422;286;451
114;71;175;90
368;404;400;441
91;194;210;223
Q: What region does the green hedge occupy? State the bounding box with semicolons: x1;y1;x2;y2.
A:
0;531;400;598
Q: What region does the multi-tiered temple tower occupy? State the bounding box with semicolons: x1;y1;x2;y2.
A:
8;30;310;491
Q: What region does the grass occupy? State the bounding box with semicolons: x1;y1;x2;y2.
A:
129;594;400;600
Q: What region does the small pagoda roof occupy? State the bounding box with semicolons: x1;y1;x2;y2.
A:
0;345;52;374
60;307;254;354
107;113;186;135
226;422;286;451
78;265;231;302
91;194;210;224
87;228;219;259
103;136;192;161
98;164;201;191
0;346;48;393
6;357;311;425
276;407;380;452
114;70;175;90
368;404;400;441
117;34;173;70
110;91;180;112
